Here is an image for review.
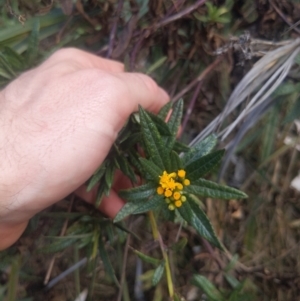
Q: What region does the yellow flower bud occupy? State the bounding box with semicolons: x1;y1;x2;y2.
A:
175;200;182;207
173;191;181;200
157;187;164;195
181;196;187;202
168;204;175;211
175;183;183;190
177;170;186;178
164;189;172;198
183;179;190;186
165;198;171;204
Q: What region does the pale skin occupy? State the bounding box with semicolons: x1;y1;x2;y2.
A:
0;48;169;250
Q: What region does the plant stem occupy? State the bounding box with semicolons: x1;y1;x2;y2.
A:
148;211;174;299
148;210;159;240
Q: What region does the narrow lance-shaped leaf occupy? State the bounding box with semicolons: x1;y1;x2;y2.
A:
178;196;223;249
2;47;25;71
139;158;162;181
0;53;16;78
105;164;115;189
173;141;190;153
119;182;156;202
139;106;170;170
116;155;137;183
39;237;79;253
26;18;40;64
113;201;140;223
132;249;161;265
128;151;145;176
166;99;183;150
148;111;172;136
98;238;120;286
183;134;218;166
157;101;172;120
152;260;165;286
133;194;163;215
169;151;183;171
191;275;226;301
87;164;106;192
95;183;107;208
185;178;248;199
185;149;225;181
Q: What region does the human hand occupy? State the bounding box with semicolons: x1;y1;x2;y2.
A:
0;48;169;250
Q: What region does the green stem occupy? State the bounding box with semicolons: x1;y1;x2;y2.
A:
148;210;159;240
148;211;174;298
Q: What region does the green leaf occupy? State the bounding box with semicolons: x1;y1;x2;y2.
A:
159;204;176;221
152;260;165;286
273;82;300;97
116;155;137;183
185;149;225;181
183;134;218;166
128;151;145;176
133;194;163;214
283;95;300;124
170;237;188;252
173;141;190;153
216;16;231;23
114;193;162;222
148;111;172;136
185;178;248;199
94;182;108;208
157;101;172;120
39;237;79;253
0;52;16;78
98;238;119;286
146;56;167;75
174;293;183;301
25;18;40;64
166;99;183;150
6;256;20;301
87;164;106;192
139;158;162;181
178;196;222;249
192;275;225;301
224;273;240;289
132;249;160;265
119;132;142;148
2;47;25;71
113;201;140;223
169;151;183;171
119;182;156;202
104;164;115;188
139;106;170;170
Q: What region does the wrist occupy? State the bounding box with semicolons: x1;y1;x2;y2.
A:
0;90;17;207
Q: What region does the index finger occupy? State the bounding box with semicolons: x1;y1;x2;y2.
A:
44;48;125;73
112;72;170;115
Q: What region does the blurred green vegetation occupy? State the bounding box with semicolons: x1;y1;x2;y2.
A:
1;0;300;300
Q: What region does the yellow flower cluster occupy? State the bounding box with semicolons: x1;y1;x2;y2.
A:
156;169;190;210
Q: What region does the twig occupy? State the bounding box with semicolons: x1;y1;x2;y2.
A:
130;37;144;71
44;195;74;285
155;0;207;29
201;238;224;270
45;257;88;290
166;0;186;17
107;0;124;58
148;211;174;298
181;81;203;135
116;220;132;301
269;0;300;35
172;56;222;103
